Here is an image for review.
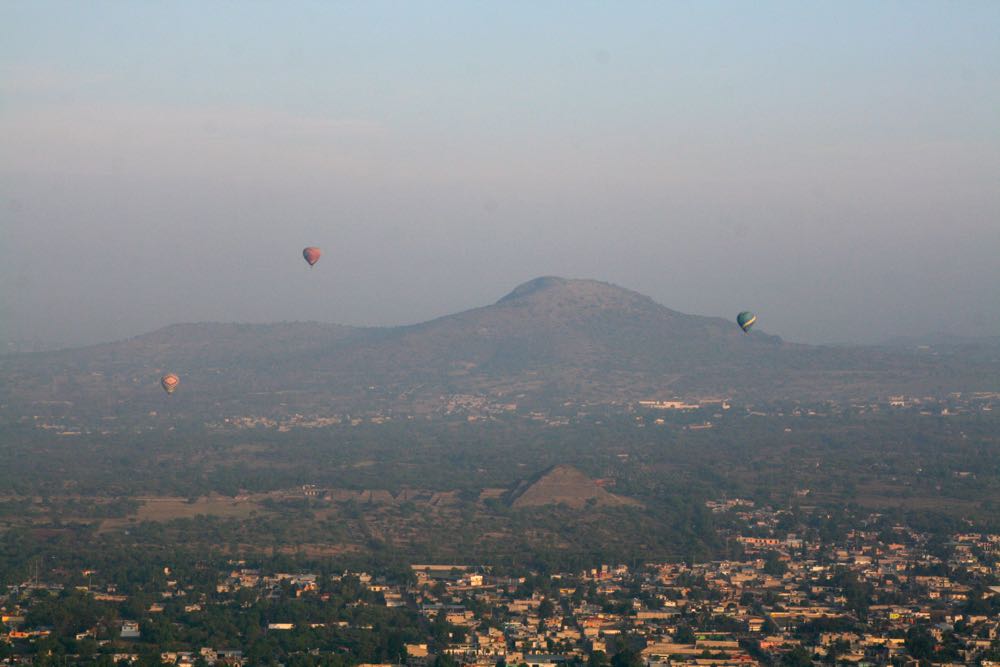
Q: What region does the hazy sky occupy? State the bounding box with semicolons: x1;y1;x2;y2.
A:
2;1;999;347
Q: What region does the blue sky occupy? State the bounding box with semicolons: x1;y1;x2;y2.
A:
2;1;999;347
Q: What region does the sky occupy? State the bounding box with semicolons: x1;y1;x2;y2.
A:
2;1;999;348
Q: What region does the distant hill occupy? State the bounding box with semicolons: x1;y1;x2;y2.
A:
506;465;641;509
1;276;998;421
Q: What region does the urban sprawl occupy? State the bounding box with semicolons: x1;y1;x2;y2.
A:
3;499;1000;666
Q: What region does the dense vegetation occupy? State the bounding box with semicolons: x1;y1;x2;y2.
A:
1;403;998;585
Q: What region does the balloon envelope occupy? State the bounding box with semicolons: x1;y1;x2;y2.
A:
736;311;757;333
302;247;321;267
161;373;180;395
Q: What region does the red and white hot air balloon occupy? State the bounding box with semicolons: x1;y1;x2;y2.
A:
160;373;180;395
302;247;321;267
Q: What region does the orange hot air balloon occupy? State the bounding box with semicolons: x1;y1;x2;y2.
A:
160;373;180;395
302;247;321;267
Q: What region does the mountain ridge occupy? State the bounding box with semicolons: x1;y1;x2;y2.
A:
1;276;997;419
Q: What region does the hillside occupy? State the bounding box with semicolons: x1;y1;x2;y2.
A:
1;277;997;422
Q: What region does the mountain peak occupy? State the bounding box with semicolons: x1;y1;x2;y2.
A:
496;276;571;303
496;276;656;309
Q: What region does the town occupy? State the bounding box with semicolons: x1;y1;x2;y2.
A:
3;498;999;666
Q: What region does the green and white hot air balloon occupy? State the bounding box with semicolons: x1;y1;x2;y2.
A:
736;311;757;334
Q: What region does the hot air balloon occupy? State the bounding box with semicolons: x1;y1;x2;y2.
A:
161;373;180;395
302;247;321;267
736;311;757;334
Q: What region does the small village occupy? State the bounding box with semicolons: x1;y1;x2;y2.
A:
19;390;997;439
3;497;999;666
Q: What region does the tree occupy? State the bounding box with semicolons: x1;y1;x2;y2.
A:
905;626;934;661
763;551;788;576
538;597;555;620
588;651;610;667
780;645;813;666
610;648;643;667
674;625;695;644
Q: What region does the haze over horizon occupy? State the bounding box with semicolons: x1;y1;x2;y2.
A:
3;2;999;349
